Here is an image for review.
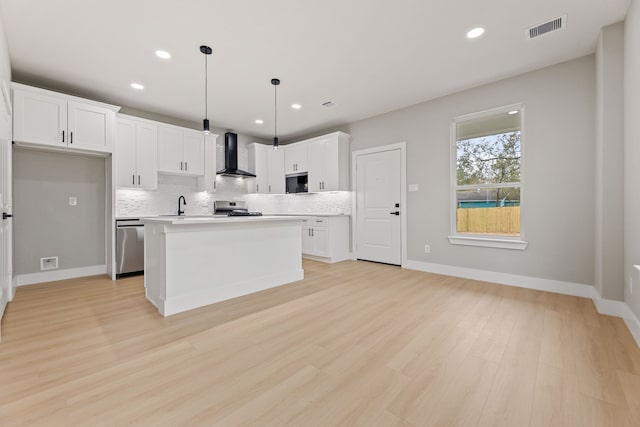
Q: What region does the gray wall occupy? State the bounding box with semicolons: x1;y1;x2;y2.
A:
625;2;640;318
13;149;106;275
595;23;625;301
317;56;596;285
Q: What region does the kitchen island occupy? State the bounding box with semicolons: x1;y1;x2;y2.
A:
142;216;304;316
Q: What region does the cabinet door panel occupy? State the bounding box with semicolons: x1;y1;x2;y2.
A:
136;123;158;190
312;227;329;256
183;132;204;175
301;226;314;254
267;148;285;193
250;144;268;193
115;119;136;188
157;127;183;173
67;101;113;152
307;141;324;192
284;143;308;174
323;138;340;191
13;90;66;147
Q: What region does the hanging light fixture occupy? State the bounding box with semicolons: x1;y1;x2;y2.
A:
271;78;280;150
200;45;213;134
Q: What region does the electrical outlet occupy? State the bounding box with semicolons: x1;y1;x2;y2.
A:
424;244;431;254
69;196;77;206
40;256;58;271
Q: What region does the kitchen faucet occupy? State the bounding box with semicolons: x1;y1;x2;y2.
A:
178;195;186;216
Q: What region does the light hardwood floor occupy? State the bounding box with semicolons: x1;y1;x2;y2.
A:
1;260;640;426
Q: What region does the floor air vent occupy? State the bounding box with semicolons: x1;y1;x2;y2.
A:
527;15;566;39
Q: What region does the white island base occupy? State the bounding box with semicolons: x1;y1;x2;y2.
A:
143;216;304;316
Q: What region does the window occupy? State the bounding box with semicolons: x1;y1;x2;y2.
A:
449;105;528;250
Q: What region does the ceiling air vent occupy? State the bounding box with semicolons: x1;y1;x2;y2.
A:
527;15;566;40
322;101;336;108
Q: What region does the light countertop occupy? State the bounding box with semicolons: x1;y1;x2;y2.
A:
265;212;351;217
142;215;306;225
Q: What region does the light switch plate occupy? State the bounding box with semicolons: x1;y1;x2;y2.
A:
69;196;77;206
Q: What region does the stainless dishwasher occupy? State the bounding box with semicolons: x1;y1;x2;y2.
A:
116;219;144;278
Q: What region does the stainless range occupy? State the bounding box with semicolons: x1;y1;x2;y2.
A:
213;201;262;217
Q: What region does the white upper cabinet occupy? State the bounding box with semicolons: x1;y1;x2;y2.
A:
305;132;351;192
248;143;285;194
158;126;205;176
157;127;183;174
268;147;285;193
183;131;205;175
115;116;158;190
248;143;268;193
284;142;308;174
197;133;219;192
12;83;118;153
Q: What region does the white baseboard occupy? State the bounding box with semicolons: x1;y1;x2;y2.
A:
403;260;593;298
0;287;6;320
16;265;107;286
624;314;640;348
403;259;640;348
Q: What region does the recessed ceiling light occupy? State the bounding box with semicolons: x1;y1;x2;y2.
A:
466;27;485;39
508;110;519;115
291;103;302;110
130;82;144;90
155;50;171;59
255;119;264;124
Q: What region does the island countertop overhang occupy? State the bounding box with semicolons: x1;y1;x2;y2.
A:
142;215;306;226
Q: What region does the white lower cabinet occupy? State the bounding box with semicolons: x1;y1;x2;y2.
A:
301;216;350;263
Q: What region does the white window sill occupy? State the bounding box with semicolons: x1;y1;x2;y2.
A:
448;235;528;250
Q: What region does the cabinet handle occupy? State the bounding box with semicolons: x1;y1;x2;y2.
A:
312;229;314;237
62;130;65;143
180;161;183;171
132;174;135;185
138;175;141;185
256;184;259;192
70;132;73;144
185;162;188;171
269;184;271;193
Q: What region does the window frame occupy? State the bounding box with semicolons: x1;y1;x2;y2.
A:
448;103;528;250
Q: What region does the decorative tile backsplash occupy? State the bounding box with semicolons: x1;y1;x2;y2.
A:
116;174;351;217
244;192;352;214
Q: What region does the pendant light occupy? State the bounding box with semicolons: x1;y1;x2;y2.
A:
271;78;280;150
200;45;213;135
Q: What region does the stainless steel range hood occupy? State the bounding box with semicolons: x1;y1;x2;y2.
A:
217;132;256;178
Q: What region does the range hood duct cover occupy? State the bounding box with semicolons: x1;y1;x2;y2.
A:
217;132;256;177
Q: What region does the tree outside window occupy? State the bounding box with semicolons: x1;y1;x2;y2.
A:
453;108;522;238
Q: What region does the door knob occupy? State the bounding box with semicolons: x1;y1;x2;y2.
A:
389;211;399;216
2;212;13;220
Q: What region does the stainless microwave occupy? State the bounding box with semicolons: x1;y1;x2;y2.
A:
286;173;308;193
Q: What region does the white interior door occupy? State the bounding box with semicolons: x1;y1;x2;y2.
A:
0;83;13;337
356;148;402;265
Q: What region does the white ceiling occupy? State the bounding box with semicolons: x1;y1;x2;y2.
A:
0;0;630;141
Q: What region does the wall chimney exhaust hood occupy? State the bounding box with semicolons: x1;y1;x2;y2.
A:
217;132;256;177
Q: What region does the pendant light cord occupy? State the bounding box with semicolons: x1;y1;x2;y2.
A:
204;53;208;119
274;83;277;138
